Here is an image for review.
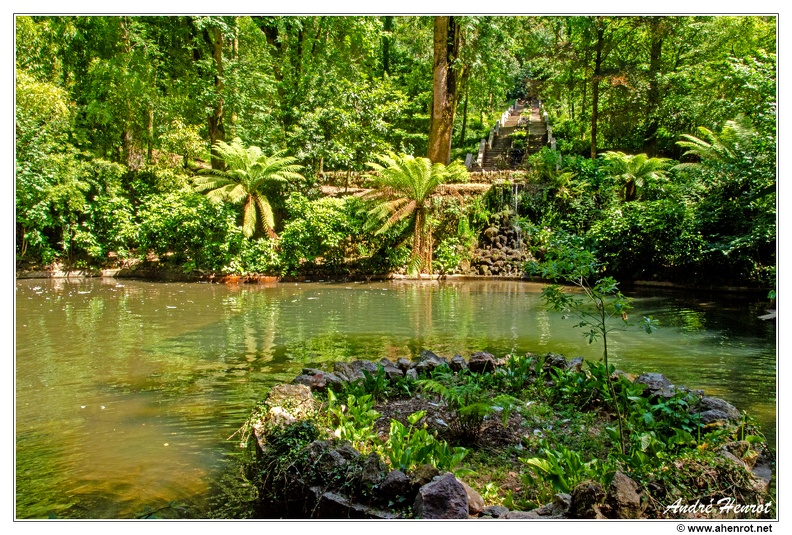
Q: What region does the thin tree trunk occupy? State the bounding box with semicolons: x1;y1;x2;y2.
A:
207;25;225;170
643;17;665;156
459;82;469;145
590;21;605;160
382;16;393;77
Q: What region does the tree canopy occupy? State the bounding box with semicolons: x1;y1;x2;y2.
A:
15;15;775;287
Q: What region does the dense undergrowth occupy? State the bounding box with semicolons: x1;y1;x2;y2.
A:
212;355;773;519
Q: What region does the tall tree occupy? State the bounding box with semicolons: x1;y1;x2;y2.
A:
427;16;462;164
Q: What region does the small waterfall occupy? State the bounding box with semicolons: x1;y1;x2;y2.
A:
512;182;523;252
512;183;519;218
514;223;522;253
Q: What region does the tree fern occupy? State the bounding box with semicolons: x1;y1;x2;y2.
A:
194;138;304;238
362;152;468;276
600;151;670;202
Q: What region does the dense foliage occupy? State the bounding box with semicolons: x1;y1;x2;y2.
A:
15;15;775;288
232;356;772;518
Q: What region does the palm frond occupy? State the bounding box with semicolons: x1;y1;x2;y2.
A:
362;152;468;274
226;183;248;204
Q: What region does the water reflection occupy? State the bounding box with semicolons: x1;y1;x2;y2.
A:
15;278;775;518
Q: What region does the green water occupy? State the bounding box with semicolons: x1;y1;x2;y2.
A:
15;278;776;518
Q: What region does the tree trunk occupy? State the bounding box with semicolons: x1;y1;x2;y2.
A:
427;16;461;165
643;17;665;156
147;107;154;162
590;21;605;160
382;16;393;77
207;26;225;170
459;85;469;145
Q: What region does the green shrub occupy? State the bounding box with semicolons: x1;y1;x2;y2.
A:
521;441;616;499
586;199;705;280
137;189;244;272
279;193;366;275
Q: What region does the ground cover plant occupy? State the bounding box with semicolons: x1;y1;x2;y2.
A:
228;353;773;519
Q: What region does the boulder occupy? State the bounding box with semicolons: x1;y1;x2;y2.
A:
566;356;585;373
606;471;646;519
253;384;316;447
692;396;740;422
542;353;568;374
634;372;677;398
333;361;362;382
413;473;469;519
264;384;315;417
698;410;731;425
481;505;509;518
751;461;773;492
570;480;607;519
502;510;537;519
469;351;496;374
314;490;399;519
418;349;441;361
396;358;414;372
351;360;379;375
293;371;344;391
414;351;449;373
360;452;388;491
484;227;499;239
378;470;412;504
612;369;637;382
307;440;360;476
378;359;404;379
506;493;570;519
405;368;418;381
459;479;485;515
450;354;468;372
303;369;346;389
410;464;440;491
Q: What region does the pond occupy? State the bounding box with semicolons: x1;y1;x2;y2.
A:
15;278;776;518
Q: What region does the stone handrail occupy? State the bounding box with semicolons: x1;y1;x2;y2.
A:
466;101;521;170
539;102;556;151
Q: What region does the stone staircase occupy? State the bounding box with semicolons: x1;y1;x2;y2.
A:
480;103;524;171
470;99;550;172
525;100;548;156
